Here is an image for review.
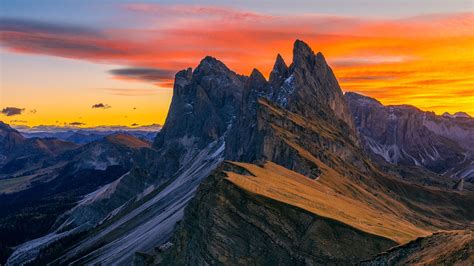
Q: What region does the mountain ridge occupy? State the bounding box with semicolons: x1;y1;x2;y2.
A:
4;40;473;265
346;91;473;180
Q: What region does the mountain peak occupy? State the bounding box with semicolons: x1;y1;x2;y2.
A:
345;92;382;107
247;68;268;95
194;56;231;76
269;54;288;86
315;51;327;63
293;39;313;55
454;112;471;118
0;121;13;132
201;55;220;64
249;68;266;82
275;54;287;68
0;121;24;141
293;39;315;66
442;111;471;119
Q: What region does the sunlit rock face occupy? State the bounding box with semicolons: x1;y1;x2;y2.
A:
225;40;362;175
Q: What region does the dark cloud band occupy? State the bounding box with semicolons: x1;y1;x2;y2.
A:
0;18;101;37
108;67;175;83
69;121;86;126
1;107;25;116
92;103;111;109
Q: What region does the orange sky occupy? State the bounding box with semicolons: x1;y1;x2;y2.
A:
0;4;473;127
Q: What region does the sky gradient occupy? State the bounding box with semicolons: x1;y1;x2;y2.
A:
1;0;473;127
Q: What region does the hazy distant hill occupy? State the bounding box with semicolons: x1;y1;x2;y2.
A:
15;124;161;144
0;123;155;264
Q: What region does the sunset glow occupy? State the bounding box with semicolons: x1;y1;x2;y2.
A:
1;1;473;127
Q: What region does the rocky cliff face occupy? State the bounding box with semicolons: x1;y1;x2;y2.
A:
280;41;355;130
225;40;361;177
363;230;473;265
162;163;396;265
154;57;245;149
346;92;473;180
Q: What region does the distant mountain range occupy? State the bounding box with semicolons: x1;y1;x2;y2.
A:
2;40;472;265
346;92;473;181
0;122;156;263
14;124;161;144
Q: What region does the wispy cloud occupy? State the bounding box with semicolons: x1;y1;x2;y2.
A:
123;3;273;21
98;88;162;96
1;107;25;116
0;18;102;37
10;119;27;123
0;6;473;114
0;18;128;60
92;103;111;109
108;67;175;85
69;121;85;126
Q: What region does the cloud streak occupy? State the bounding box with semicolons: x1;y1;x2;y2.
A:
108;67;175;85
69;121;85;126
99;88;161;96
92;103;111;109
0;5;473;114
1;107;25;116
0;18;102;37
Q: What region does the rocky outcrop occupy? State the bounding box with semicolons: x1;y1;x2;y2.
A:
162;163;396;265
345;92;473;180
154;57;245;148
225;40;362;177
363;230;474;265
281;41;356;131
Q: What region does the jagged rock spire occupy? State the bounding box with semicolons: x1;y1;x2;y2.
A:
249;68;266;83
269;54;288;87
282;39;356;130
173;68;193;96
292;39;316;68
247;68;268;95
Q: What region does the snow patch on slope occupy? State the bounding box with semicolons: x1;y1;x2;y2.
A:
365;137;401;164
77;172;129;206
275;74;295;107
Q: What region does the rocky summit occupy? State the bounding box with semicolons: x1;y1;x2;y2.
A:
3;40;473;265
